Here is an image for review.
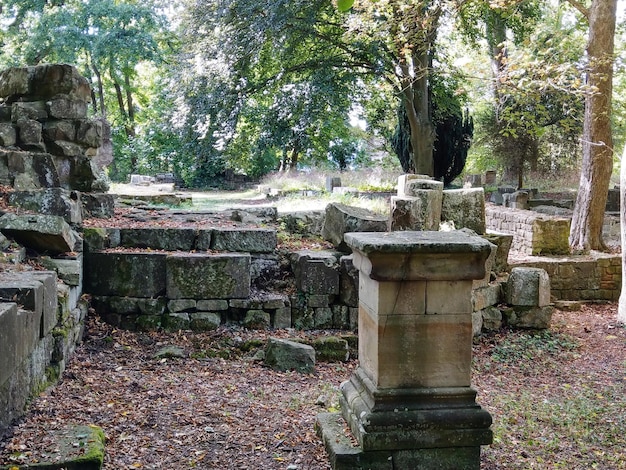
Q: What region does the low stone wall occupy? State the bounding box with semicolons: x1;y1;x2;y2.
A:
512;253;621;301
83;227;359;331
485;205;570;255
0;269;86;438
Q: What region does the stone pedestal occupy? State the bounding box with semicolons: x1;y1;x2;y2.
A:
317;231;493;470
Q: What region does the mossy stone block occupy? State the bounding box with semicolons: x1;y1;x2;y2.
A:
84;252;166;297
166;253;250;299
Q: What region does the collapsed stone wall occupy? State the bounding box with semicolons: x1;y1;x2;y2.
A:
0;64;109;438
0;64;114;223
513;253;621;301
485;205;570;255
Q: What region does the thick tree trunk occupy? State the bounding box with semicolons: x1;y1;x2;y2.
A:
403;50;435;176
569;0;617;252
619;144;626;323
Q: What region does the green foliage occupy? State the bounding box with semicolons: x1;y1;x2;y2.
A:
490;330;579;365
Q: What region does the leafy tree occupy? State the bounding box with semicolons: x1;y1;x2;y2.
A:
0;0;171;180
567;0;618;252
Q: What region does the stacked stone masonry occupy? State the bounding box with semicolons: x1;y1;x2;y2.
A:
0;64;114;222
485;205;570;255
0;268;87;439
84;227;359;331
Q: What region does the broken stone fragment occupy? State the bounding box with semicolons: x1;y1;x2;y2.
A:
0;212;77;254
321;202;387;253
264;337;315;373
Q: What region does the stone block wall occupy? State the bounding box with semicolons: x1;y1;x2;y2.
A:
512;253;621;301
0;64;114;221
485;205;570;255
0;270;86;438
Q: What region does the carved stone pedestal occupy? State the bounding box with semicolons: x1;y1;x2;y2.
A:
316;231;493;470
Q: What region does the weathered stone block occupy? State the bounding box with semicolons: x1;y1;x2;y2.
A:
314;307;334;328
472;283;502;312
291;250;340;295
0;123;16;146
313;336;349;362
47;140;84;157
506;267;551;307
137;297;167;315
76;119;103;147
163;312;190;331
441;188;486;234
0;64;91;102
243;310;271;329
197;299;229;311
0;303;18;386
209;228;277;253
503;305;554;329
120;228;197;251
483;231;513;273
389;189;442;231
481;306;503;330
264;338;315;373
8;188;82;224
67;155;99;191
43;119;76;142
84;252;167;297
339;255;359;307
273;307;292;329
321;203;387;253
7;150;60;189
79;193;115;219
531;217;570;255
471;310;483;337
168;299;197;313
82;227;120;252
166;253;251;299
47;96;88;119
190;312;221;330
16;119;44;150
0;213;76;254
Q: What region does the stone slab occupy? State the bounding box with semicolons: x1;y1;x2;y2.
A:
209;228;277;253
84;251;167;297
166;253;251;299
346;231;492;282
0;213;76;254
119;228;197;251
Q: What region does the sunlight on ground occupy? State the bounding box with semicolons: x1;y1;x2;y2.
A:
108;183;391;214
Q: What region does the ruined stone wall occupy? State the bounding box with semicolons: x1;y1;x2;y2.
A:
0;64;113;222
513;253;621;301
485;205;570;255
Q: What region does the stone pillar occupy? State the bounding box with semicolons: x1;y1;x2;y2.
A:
317;231;493;470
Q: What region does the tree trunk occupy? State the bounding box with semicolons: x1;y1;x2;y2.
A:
619;143;626;323
569;0;617;252
90;62;106;118
403;49;435;176
124;72;136;137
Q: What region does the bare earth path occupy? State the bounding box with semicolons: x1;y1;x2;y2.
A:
1;305;624;469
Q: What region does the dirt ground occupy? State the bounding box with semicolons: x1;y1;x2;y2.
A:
0;303;624;469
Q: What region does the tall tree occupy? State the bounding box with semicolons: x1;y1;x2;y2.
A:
568;0;617;252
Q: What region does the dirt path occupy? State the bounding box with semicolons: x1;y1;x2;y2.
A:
1;304;624;469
